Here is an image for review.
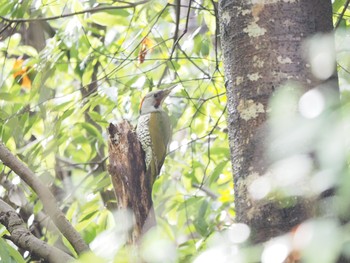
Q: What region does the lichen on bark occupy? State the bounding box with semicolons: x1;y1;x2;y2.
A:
219;0;335;242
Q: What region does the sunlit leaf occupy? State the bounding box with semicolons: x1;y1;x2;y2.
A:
209;160;229;186
0;239;11;263
0;1;233;261
90;10;130;26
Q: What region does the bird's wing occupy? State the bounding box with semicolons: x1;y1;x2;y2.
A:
149;111;171;177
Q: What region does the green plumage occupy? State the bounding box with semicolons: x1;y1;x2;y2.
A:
136;86;174;187
147;111;171;184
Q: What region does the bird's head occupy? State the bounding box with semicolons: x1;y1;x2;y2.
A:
139;86;175;115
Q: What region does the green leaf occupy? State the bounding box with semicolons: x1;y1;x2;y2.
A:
210;146;230;157
0;238;25;263
0;2;15;16
0;92;23;102
0;1;232;260
61;108;75;120
18;45;38;57
66;202;78;222
333;0;346;12
167;60;181;71
6;33;21;51
194;200;210;236
79;210;99;222
88;111;108;125
85;172;111;192
79;122;103;140
38;86;55;104
5;241;26;263
82;223;98;244
90;10;130;26
0;108;9;120
200;40;209;57
76;252;107;263
203;11;216;35
72;0;84;12
209;160;229;185
0;239;11;263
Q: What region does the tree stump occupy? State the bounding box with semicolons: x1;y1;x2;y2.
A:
107;120;155;244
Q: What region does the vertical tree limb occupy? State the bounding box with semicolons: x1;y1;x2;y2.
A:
107;121;155;244
219;0;336;243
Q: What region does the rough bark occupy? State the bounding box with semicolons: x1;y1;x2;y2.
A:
219;0;336;243
0;142;90;254
0;199;73;263
107;121;156;244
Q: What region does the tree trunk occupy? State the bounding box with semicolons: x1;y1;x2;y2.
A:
107;121;156;244
219;0;336;243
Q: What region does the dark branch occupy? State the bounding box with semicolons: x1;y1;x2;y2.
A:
0;142;89;255
0;199;73;263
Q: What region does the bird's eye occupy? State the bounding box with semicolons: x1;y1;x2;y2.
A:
154;94;158;98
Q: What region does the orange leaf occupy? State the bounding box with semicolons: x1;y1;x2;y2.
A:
13;59;25;78
12;59;32;89
21;74;32;90
138;38;153;64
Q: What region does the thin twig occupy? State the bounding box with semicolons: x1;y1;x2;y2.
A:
168;105;227;156
0;22;12;36
0;1;149;23
169;0;192;60
198;104;227;188
104;3;170;79
178;45;211;78
192;183;218;199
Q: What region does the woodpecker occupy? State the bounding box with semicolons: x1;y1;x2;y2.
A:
136;87;174;185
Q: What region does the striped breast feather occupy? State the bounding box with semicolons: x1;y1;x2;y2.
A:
136;114;153;170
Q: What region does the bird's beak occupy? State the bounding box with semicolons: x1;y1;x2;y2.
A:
162;85;176;98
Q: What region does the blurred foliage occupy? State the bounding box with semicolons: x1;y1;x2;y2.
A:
0;0;230;262
0;0;349;262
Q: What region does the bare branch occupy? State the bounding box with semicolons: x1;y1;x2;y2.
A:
0;142;89;255
0;199;73;263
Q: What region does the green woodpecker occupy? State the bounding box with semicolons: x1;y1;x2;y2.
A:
136;87;173;184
